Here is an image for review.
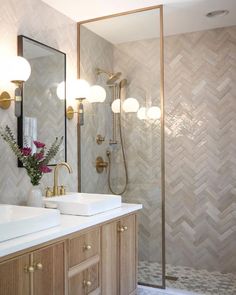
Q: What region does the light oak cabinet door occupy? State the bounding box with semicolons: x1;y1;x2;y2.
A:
0;254;30;295
101;214;137;295
33;242;65;295
101;221;118;295
119;214;137;295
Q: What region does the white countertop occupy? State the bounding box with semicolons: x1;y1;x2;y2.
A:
0;203;142;258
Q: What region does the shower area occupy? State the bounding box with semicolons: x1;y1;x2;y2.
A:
79;5;236;295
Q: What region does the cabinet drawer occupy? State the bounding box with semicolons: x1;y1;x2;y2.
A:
69;228;100;267
69;263;100;295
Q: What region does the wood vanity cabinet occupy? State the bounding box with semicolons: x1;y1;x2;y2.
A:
0;212;138;295
0;242;65;295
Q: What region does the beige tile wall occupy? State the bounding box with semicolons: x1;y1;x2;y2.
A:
80;25;236;273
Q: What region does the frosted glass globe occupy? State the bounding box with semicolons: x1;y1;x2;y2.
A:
111;99;121;113
73;79;90;99
56;81;65;100
147;106;161;119
122;98;139;113
5;56;31;82
137;107;147;120
87;85;106;103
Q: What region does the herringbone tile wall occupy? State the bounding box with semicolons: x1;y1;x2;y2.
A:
0;0;77;204
24;54;66;164
164;26;236;273
80;26;113;194
113;26;236;273
80;23;236;274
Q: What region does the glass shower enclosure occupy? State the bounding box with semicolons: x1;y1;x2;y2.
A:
79;5;165;289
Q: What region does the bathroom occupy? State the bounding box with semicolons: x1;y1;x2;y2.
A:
0;0;235;294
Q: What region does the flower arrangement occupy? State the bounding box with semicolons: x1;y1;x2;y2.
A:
0;125;63;186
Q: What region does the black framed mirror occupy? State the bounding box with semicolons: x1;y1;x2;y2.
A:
17;35;67;167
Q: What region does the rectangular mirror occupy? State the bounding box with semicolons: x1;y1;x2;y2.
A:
17;35;67;166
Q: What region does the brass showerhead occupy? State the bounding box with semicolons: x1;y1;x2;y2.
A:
96;68;122;84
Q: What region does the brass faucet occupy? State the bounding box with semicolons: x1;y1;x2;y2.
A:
53;162;72;196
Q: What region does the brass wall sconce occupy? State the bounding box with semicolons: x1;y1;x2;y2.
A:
66;79;106;126
0;56;31;117
66;98;86;126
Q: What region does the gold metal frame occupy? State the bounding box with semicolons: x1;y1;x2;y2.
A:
77;4;166;289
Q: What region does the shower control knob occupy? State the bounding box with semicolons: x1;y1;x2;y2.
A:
96;134;105;145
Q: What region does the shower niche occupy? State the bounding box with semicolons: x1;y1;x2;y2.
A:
79;6;165;289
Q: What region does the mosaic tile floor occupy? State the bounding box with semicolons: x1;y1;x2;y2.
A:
138;261;236;295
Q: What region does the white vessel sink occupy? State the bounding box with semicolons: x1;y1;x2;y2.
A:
44;193;122;216
0;205;60;242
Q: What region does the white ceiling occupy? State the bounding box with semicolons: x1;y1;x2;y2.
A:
42;0;236;41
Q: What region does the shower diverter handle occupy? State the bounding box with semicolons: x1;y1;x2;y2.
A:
96;156;108;173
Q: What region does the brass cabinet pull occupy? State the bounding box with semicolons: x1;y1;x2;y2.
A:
24;265;35;273
35;262;43;270
118;225;128;232
118;226;125;232
83;280;92;287
83;244;92;251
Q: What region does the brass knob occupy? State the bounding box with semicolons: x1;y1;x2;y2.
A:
83;280;92;287
118;226;125;232
96;134;105;145
24;265;35;273
123;226;128;231
36;262;43;270
83;244;92;251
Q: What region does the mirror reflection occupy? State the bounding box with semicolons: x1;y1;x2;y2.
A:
18;36;66;165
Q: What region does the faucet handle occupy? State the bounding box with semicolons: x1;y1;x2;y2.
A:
59;185;66;196
45;187;53;198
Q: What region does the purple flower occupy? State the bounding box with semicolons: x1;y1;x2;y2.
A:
35;152;44;161
33;141;45;148
39;165;52;173
21;147;32;156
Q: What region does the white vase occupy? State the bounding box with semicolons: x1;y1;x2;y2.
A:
27;185;43;207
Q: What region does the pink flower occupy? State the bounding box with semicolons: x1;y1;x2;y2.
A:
35;152;44;161
39;165;52;173
21;147;32;156
33;141;45;148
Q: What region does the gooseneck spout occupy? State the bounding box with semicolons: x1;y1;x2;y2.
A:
53;162;72;196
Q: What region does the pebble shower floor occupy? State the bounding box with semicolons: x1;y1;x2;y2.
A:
138;261;236;295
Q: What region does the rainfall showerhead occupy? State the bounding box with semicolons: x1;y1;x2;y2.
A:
96;68;122;84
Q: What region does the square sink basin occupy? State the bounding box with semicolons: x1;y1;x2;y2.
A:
0;204;60;242
44;193;122;216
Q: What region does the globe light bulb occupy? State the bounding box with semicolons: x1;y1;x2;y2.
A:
137;107;147;120
87;85;106;103
5;56;31;82
56;81;65;100
147;106;161;120
111;99;121;113
73;79;90;99
122;98;139;113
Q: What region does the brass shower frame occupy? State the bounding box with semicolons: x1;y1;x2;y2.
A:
77;4;165;289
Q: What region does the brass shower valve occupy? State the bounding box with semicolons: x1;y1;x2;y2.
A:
96;156;108;173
